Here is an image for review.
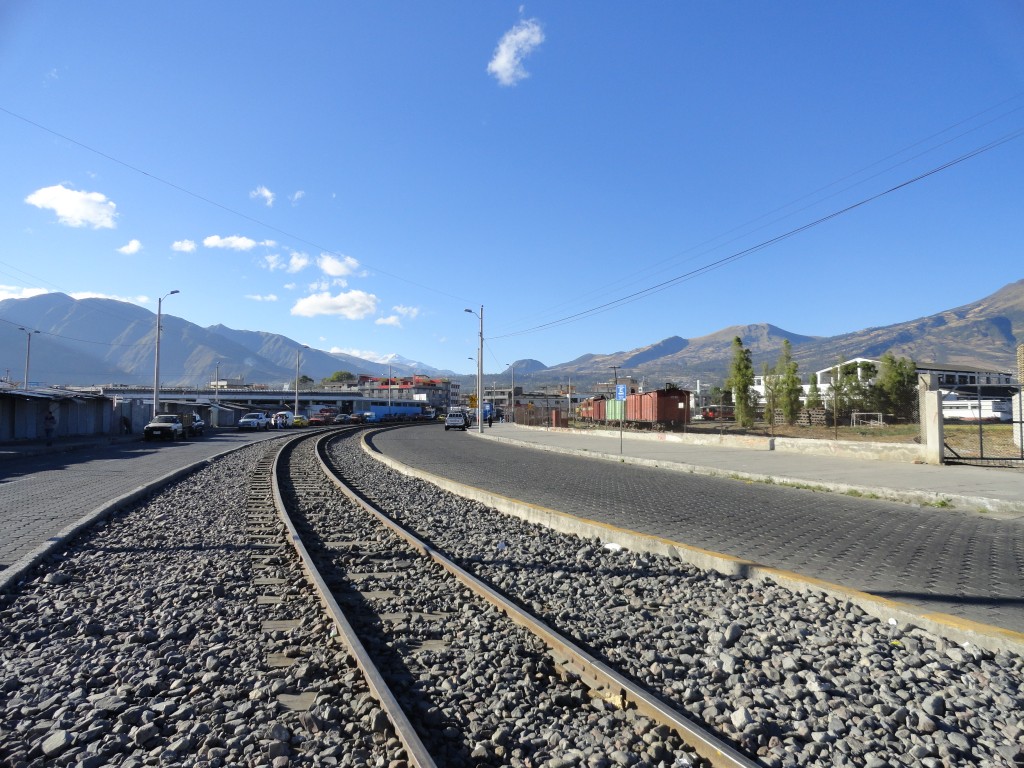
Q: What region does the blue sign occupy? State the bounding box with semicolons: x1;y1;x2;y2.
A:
615;384;627;401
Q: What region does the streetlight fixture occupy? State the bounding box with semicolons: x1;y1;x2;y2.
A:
505;362;516;423
464;306;483;433
17;327;40;390
153;290;179;417
295;345;309;418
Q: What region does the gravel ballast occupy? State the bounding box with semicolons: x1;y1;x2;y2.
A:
0;443;400;768
334;431;1024;768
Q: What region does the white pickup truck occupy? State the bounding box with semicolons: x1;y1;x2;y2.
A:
237;412;270;431
144;414;185;441
444;412;468;431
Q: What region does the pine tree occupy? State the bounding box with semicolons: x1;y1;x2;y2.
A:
726;336;756;428
875;352;918;421
775;339;803;425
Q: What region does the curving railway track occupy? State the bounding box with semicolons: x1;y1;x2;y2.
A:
3;425;1020;767
269;427;758;768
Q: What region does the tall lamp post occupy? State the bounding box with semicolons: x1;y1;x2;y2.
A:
17;327;40;390
505;362;516;423
213;361;220;428
153;290;179;417
464;305;483;433
295;344;309;418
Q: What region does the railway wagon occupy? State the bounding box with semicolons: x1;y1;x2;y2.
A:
578;397;596;421
627;389;689;425
606;399;624;422
581;389;691;429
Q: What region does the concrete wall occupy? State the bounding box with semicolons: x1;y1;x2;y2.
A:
539;424;928;462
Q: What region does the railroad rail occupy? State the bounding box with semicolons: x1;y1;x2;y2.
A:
264;426;760;767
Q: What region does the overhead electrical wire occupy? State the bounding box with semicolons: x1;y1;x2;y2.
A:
3;97;1023;355
489;94;1024;337
491;124;1024;340
0;105;469;305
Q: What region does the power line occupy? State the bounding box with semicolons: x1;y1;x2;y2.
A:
0;105;471;306
492;125;1024;340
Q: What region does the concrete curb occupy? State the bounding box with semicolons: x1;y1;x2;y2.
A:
363;433;1024;657
469;430;1024;518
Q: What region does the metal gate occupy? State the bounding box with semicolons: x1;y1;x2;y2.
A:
943;387;1024;466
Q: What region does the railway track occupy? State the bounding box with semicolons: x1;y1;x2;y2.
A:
265;427;760;768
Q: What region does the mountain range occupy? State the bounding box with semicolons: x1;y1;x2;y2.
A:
1;279;1022;390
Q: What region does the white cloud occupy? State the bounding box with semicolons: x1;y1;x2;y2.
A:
288;251;310;273
318;253;359;277
331;346;386;362
308;279;329;292
25;183;117;229
0;285;48;301
376;315;402;327
250;185;275;207
393;305;420;319
290;190;305;205
263;254;282;270
171;239;196;252
488;19;544;86
245;293;278;302
117;239;142;255
70;291;149;303
284;282;297;290
290;289;378;319
203;234;275;251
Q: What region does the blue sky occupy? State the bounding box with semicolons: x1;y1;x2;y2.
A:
2;2;1023;375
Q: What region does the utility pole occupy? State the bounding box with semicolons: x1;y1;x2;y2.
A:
153;290;179;417
18;327;39;390
464;305;484;433
295;345;308;418
213;361;220;428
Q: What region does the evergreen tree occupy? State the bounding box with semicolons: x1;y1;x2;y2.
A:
805;374;823;410
726;336;756;428
775;339;803;424
762;362;780;434
875;352;918;421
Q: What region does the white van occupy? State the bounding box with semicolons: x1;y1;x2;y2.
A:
273;411;294;428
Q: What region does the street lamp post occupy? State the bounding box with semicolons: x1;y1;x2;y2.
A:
295;345;309;418
17;327;40;390
464;305;483;433
213;361;220;428
505;363;515;423
153;290;179;417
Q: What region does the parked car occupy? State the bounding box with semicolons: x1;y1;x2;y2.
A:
444;412;468;431
238;412;270;430
186;412;205;437
307;414;327;426
273;411;294;428
332;414;350;424
292;415;308;427
144;414;185;441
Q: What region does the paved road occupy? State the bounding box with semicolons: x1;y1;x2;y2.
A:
0;431;286;571
370;424;1024;635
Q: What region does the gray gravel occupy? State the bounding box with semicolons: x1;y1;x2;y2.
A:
283;436;705;767
0;443;400;767
331;432;1024;768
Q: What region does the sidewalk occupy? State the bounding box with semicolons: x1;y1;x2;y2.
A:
475;422;1024;518
0;434;140;461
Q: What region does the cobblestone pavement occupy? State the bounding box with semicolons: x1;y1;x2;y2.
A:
0;431;286;571
371;425;1024;635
